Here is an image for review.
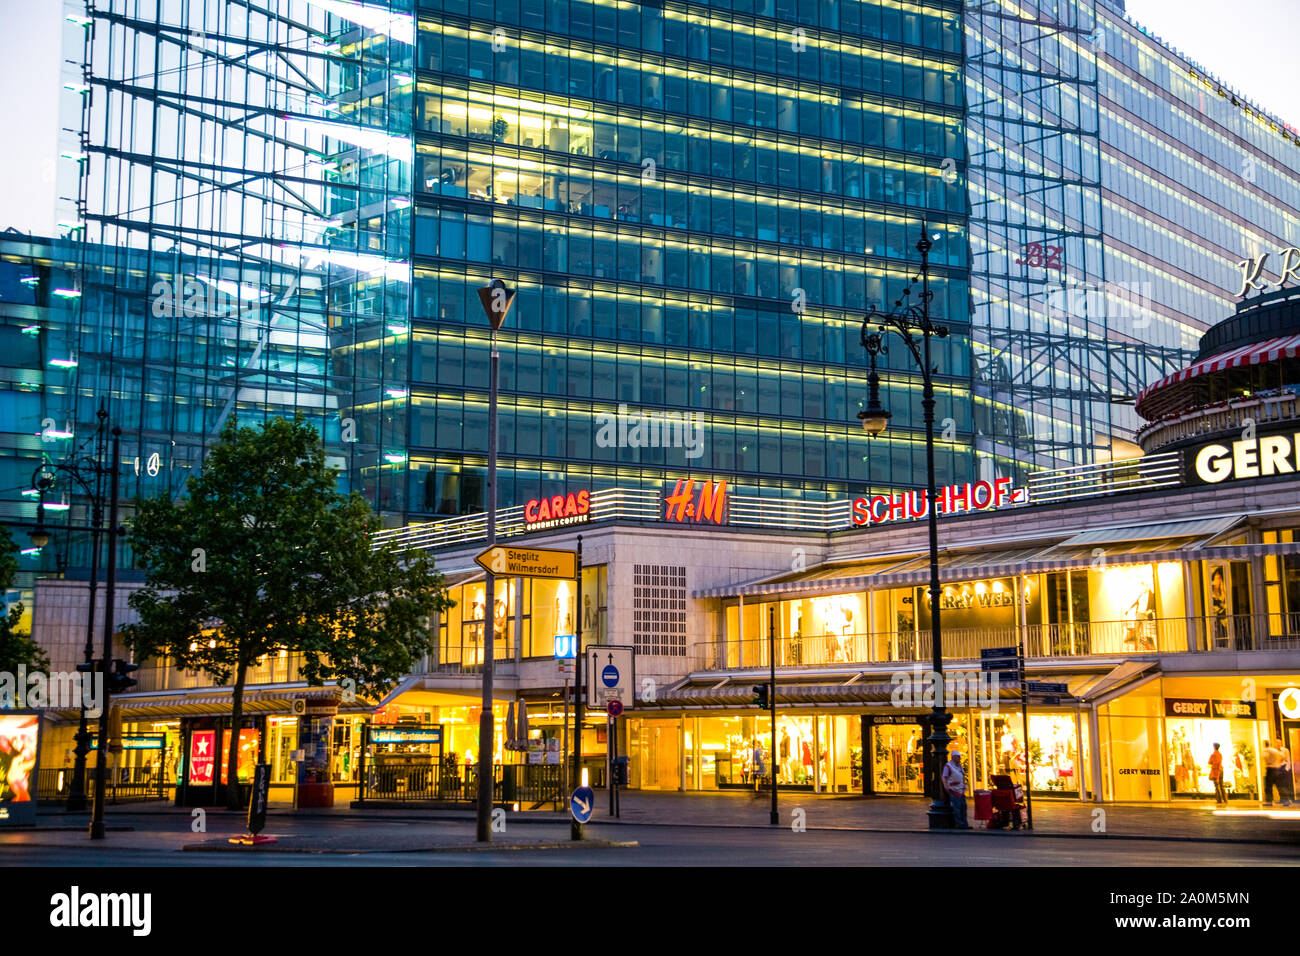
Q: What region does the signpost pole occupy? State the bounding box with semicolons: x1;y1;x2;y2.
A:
608;715;615;815
571;535;584;841
1018;638;1033;831
768;605;778;825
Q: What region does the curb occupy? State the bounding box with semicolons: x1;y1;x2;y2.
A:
583;818;1300;845
180;838;639;854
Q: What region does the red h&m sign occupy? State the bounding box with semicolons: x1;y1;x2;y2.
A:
663;479;728;525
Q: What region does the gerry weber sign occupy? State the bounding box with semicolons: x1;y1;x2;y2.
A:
1186;425;1300;486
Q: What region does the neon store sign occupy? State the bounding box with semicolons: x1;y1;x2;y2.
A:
664;478;728;525
852;477;1025;526
524;489;591;529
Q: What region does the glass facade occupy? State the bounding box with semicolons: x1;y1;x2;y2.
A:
965;0;1300;478
408;0;972;517
30;0;1299;535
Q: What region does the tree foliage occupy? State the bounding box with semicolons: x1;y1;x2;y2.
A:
124;416;449;805
0;526;48;675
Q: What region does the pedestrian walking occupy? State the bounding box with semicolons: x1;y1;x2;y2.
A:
941;750;970;829
1262;740;1283;806
1277;740;1293;806
1208;743;1226;805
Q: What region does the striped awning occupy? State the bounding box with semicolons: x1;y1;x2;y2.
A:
1138;332;1300;406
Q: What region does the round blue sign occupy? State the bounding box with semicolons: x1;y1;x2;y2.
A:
570;786;596;824
601;664;619;688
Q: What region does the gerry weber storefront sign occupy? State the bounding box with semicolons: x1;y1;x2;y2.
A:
1187;425;1300;486
1163;698;1257;719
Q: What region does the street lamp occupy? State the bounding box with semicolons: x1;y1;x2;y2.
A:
474;277;516;843
858;225;954;830
28;403;115;815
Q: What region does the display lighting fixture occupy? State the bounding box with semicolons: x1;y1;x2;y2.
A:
302;0;415;45
282;115;412;161
20;547;43;557
393;73;414;87
384;388;409;399
19;276;39;287
42;502;71;511
383;452;407;464
20;325;39;335
390;197;412;210
52;288;81;298
289;245;409;282
387;323;410;335
49;358;78;368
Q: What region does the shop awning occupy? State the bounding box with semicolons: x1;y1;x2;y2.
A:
644;674;1075;709
1137;332;1300;408
1071;660;1160;704
1049;516;1243;547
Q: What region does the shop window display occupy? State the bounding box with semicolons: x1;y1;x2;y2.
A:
873;723;925;793
1166;719;1258;799
973;713;1076;793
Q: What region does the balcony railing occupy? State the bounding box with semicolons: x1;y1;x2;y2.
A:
134;653;308;693
1137;390;1299;452
694;614;1300;671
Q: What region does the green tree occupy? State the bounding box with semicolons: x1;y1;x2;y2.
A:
124;416;449;807
0;526;48;676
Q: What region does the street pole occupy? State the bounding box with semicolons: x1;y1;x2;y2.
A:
476;326;499;843
769;605;778;825
857;227;953;829
919;285;953;831
1018;635;1034;830
571;535;584;840
474;279;515;843
89;425;121;840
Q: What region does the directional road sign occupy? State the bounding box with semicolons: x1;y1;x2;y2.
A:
1025;681;1069;695
587;645;634;710
475;545;576;579
570;785;595;824
980;646;1019;672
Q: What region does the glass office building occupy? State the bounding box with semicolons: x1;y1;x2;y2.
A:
966;0;1300;478
409;0;971;517
24;0;1300;535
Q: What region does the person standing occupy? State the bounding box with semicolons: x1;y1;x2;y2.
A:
1277;740;1293;807
1261;740;1283;806
1208;743;1226;805
942;750;970;829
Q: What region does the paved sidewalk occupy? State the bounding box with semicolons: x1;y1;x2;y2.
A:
27;790;1300;844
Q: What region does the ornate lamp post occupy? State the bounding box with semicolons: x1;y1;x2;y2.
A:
857;226;954;830
28;403;114;814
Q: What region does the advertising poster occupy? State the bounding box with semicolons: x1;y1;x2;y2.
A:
0;712;39;826
219;728;260;785
188;730;216;785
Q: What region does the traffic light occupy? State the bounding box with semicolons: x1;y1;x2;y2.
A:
106;658;139;694
751;683;770;709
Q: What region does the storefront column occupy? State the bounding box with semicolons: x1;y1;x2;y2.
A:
738;595;745;668
1074;709;1086;803
1250;555;1269;649
1087;706;1102;803
1183;561;1201;651
679;717;687;792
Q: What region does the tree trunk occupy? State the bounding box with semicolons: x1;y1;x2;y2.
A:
225;656;248;810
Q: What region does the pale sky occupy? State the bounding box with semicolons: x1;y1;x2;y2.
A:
0;0;1296;236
